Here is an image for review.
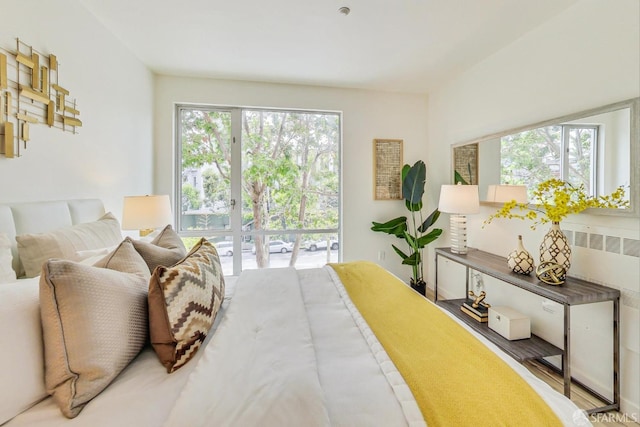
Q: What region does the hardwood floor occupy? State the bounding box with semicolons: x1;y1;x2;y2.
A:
424;288;639;426
524;360;638;426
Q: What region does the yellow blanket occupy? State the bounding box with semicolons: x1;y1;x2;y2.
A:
330;261;562;427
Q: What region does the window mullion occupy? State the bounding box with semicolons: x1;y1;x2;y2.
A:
230;108;243;276
561;125;569;181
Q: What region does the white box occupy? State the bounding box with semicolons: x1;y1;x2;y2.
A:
488;306;531;340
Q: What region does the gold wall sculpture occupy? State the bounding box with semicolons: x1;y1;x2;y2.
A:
0;38;81;158
0;53;7;89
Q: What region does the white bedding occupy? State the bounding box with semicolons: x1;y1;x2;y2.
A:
163;267;421;427
5;267;586;426
5;281;237;427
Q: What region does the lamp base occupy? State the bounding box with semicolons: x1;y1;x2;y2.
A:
139;228;154;237
449;214;468;255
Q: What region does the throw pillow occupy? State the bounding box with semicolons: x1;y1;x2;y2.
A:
149;238;225;373
16;212;122;278
73;245;117;262
0;278;45;424
93;240;151;279
0;232;16;283
39;240;149;418
128;224;187;273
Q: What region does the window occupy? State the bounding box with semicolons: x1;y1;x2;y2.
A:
176;105;341;276
500;124;599;199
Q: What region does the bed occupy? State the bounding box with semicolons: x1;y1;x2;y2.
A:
0;199;589;426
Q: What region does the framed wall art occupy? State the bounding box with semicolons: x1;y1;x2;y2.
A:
373;139;403;200
453;143;478;185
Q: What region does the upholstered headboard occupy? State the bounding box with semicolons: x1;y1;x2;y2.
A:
0;199;106;275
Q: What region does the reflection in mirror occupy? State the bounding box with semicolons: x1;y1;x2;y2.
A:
455;98;638;217
481;108;629;201
485;185;528;203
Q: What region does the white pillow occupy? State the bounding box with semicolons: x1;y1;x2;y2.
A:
0;278;46;424
73;245;118;261
0;233;16;284
16;212;122;278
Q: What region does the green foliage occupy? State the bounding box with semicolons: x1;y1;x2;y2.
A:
202;169;229;209
180;237;201;251
402;161;425;206
371;216;407;238
179;108;340;267
181;184;201;210
371;160;443;282
454;170;469;185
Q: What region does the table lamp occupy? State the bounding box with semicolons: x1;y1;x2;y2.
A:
438;184;479;254
122;195;172;237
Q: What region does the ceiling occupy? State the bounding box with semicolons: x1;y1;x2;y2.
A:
78;0;578;94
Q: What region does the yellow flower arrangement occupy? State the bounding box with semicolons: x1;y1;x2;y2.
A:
485;178;629;229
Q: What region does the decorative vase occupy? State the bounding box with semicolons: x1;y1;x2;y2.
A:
539;222;571;272
507;235;535;275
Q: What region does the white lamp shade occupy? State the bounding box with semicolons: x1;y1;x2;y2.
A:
438;185;480;214
486;185;528;203
122;195;173;230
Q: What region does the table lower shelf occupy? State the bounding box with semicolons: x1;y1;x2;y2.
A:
436;299;563;362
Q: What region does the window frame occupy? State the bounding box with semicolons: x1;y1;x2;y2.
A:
174;103;343;275
561;124;599;196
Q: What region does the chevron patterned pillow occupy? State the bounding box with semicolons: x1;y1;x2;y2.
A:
148;238;225;372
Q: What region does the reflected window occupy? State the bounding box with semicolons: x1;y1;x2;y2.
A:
501;124;598;198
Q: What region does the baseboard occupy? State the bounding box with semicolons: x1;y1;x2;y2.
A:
620;396;639;421
435;287;458;301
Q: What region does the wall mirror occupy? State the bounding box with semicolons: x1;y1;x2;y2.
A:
452;98;639;217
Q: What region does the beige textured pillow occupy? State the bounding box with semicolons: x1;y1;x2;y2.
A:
149;238;225;372
128;224;187;272
17;212;122;278
39;240;149;418
93;240;151;279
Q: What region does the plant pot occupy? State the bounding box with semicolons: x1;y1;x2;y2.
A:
410;278;426;296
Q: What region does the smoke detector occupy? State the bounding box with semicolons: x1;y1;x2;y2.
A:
338;7;350;16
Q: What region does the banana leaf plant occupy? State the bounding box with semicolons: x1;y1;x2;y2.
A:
371;160;442;293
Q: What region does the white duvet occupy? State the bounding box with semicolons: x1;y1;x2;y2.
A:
6;266;585;427
163;267;421;427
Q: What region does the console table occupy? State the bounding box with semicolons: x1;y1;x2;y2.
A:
434;247;620;414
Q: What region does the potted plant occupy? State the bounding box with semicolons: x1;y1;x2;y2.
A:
371;160;443;295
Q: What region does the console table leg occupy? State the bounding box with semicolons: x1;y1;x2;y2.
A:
563;304;571;398
613;298;620;410
464;266;470;295
434;253;439;302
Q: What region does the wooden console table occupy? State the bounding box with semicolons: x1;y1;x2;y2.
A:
434;247;620;414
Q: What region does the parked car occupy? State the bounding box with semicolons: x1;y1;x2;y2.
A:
214;241;234;257
305;239;339;251
251;240;293;254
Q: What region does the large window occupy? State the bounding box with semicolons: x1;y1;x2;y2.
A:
176;105;341;276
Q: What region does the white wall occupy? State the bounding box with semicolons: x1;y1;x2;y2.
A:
153;76;430;281
426;0;639;415
0;0;154;217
